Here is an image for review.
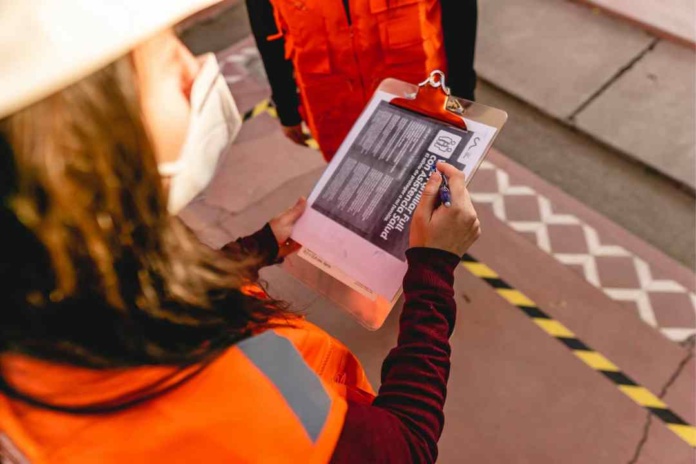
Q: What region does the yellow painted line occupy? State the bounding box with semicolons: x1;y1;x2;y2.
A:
618;385;668;409
244;99;319;152
462;261;499;279
497;288;536;307
533;319;576;338
251;100;268;118
460;252;694;447
667;424;696;447
573;351;620;372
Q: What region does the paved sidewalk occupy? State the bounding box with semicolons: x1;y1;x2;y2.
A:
579;0;696;46
477;0;696;191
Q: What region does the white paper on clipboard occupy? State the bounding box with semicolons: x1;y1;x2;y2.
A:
290;78;507;329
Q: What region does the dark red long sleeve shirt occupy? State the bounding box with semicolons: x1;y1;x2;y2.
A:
332;248;458;464
237;226;459;463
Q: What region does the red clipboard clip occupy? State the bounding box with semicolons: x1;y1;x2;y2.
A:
390;70;467;131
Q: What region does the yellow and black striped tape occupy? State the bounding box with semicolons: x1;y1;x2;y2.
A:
242;99;271;122
242;99;319;150
462;253;696;447
244;98;695;446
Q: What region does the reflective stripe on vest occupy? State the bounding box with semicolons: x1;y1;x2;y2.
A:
238;331;331;442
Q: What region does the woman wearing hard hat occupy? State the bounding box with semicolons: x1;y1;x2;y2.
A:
0;1;480;463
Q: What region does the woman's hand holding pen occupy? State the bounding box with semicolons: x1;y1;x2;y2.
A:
409;161;481;257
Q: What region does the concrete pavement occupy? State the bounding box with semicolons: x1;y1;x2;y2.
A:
477;0;696;192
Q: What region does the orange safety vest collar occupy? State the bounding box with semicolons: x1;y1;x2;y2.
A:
0;321;373;463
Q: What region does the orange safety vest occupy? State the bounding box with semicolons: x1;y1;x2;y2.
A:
0;319;375;463
268;0;448;160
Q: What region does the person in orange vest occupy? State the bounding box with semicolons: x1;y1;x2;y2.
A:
0;1;481;463
247;0;478;160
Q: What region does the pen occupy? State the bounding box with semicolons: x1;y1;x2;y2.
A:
430;165;452;208
439;173;452;207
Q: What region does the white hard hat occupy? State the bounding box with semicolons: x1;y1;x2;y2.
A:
0;0;222;119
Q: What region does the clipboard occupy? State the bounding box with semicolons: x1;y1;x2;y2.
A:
286;72;508;330
391;70;469;131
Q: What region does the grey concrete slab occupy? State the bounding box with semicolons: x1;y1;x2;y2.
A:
178;0;241;31
182;165;323;249
575;41;696;190
179;0;250;55
217;36;272;115
578;0;696;46
218;167;324;239
179;198;226;233
179;117;323;249
204;114;325;213
476;0;654;118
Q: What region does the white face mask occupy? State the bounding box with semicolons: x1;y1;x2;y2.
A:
158;53;241;214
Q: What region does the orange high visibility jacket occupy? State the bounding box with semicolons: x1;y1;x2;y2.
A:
0;319;375;463
268;0;448;160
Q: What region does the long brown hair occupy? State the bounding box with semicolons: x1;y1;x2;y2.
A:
0;54;292;371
